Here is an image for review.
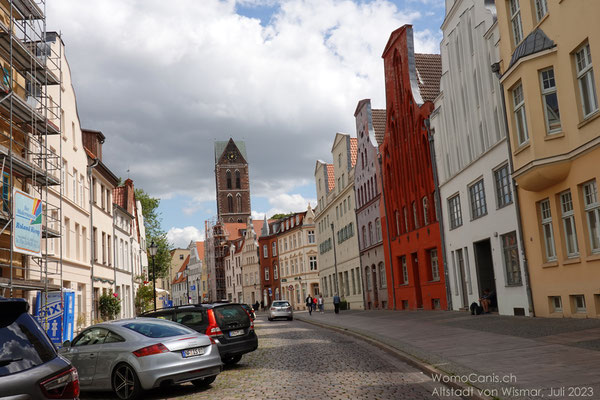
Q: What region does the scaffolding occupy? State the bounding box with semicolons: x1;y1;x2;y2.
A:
0;0;62;310
204;216;230;302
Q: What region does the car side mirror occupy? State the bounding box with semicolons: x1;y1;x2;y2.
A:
62;340;71;348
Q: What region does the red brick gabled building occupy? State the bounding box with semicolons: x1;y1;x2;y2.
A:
380;25;446;310
258;217;281;307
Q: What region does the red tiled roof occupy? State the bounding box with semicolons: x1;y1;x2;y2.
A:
414;53;442;103
223;222;246;240
326;164;335;191
172;254;190;284
349;138;358;167
371;109;386;146
195;241;204;259
113;186;126;209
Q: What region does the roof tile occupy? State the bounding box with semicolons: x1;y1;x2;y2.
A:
414;53;442;103
326;164;335;191
349;138;358;167
371;109;386;146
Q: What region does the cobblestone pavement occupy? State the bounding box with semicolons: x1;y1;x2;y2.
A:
80;315;461;400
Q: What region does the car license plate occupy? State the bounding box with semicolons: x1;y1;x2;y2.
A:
229;329;244;337
182;347;205;358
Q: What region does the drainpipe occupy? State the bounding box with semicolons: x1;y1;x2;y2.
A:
330;223;340;298
378;154;397;310
424;118;453;311
492;63;535;317
87;158;99;322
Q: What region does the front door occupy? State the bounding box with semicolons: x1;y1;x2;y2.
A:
474;239;496;305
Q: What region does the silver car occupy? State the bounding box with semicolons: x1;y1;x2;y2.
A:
268;300;294;321
59;317;222;399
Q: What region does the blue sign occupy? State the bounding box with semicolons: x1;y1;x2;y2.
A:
163;299;173;308
268;287;272;295
34;290;75;346
190;285;196;291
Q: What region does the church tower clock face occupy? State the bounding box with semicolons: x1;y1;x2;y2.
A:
227;152;237;161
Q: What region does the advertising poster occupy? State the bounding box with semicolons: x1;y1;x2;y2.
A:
34;290;75;345
13;189;42;256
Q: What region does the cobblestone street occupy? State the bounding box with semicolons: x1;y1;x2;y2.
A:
81;315;459;400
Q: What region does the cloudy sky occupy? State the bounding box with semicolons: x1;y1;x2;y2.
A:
46;0;445;248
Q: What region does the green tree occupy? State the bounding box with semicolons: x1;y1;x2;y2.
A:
134;281;154;315
135;188;171;279
270;212;294;220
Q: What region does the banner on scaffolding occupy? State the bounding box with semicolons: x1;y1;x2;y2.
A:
12;189;43;256
34;290;75;346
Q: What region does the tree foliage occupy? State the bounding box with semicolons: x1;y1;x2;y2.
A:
98;291;121;321
135;188;171;279
270;212;294;220
134;281;154;315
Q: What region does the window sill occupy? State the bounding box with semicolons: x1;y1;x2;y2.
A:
505;283;523;287
585;253;600;262
563;257;581;266
544;131;564;141
578;110;600;129
542;261;559;268
513;142;531;156
496;202;513;211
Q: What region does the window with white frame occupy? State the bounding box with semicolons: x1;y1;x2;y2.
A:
448;194;462;229
403;207;409;232
534;0;548;22
512;83;529;145
429;248;440;281
469;179;487;219
264;268;269;281
540;199;557;261
378;262;386;288
560;190;579;257
575;43;598;118
494;164;513;208
263;244;268;258
422;196;429;225
273;264;278;280
501;231;522;285
583;181;600;253
308;230;315;244
272;242;277;256
551;296;562;312
540;68;561;133
573;295;586;313
510;0;523;45
309;256;317;271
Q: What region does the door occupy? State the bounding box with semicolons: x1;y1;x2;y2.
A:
65;328;108;386
474;239;496;303
411;253;423;308
456;249;469;308
93;330;127;389
371;266;379;306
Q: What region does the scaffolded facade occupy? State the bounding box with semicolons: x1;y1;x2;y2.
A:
204;217;231;302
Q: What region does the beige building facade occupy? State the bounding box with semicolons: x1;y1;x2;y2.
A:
241;219;260;305
497;0;600;317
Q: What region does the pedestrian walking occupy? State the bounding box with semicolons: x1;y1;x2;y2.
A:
313;296;317;312
260;300;264;312
306;294;314;315
318;295;324;313
333;293;341;314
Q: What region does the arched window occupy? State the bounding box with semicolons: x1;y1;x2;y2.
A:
236;194;242;212
368;222;373;245
362;225;367;248
375;218;381;242
395;210;400;236
227;195;233;213
366;181;371;201
235;170;241;189
374;175;378;195
413;201;419;229
365;266;372;290
371;177;375;197
226;170;232;189
423;196;429;225
379;262;387;288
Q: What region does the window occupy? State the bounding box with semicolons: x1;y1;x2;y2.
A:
375;218;381;242
394;210;400;236
494;164;513;208
401;256;408;284
273;264;278;280
309;256;317;271
308;230;315;244
362;226;367;248
403;207;408;232
575;43;598;118
540;68;561;133
429;249;440;281
422;197;429;225
540;199;557;261
512;83;529;145
378;262;386;288
236;194;242;213
448;194;463;229
509;0;523;45
560;190;579;257
573;295;586;313
72;168;77;202
551;296;562;312
412;201;419;229
469;179;487;219
264;268;269;281
272;242;277;256
583;181;600;253
368;222;373;245
534;0;548;22
227;195;233;213
263;244;268;258
365;267;372;290
226;170;231;189
501;231;522;285
235;170;240;189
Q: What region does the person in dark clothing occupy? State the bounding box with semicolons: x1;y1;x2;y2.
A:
333;294;341;314
306;294;314;315
260;300;264;311
479;289;495;314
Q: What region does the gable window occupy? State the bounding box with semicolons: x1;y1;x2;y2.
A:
540;199;557;261
235;170;241;189
512;82;529;146
534;0;548;22
560;190;579;258
226;170;232;189
540;68;561;133
575;43;598;118
583;181;600;253
448;194;462;229
509;0;523;45
494;164;513;208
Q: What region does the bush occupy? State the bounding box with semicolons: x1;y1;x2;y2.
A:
340;300;348;311
99;291;121;321
135;282;154;315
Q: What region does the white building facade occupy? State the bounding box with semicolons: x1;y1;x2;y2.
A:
241;219;260;305
430;0;530;315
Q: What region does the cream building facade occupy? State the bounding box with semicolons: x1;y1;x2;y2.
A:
241;219;260;305
497;0;600;317
277;206;319;310
314;133;363;311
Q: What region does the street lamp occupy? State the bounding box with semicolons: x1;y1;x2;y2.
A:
149;241;158;311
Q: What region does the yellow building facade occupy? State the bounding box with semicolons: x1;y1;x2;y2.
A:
497;0;600;317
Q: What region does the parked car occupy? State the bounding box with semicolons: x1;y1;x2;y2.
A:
240;303;256;320
142;303;258;366
268;300;293;321
0;297;80;399
59;318;222;400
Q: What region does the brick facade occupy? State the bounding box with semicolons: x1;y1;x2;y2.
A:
215;138;251;223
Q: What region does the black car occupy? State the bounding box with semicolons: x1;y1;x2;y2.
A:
142;303;258;365
0;297;80;399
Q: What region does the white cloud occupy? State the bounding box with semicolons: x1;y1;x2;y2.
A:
253;192;316;220
167;226;204;249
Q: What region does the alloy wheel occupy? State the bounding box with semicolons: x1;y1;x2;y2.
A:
113;364;138;400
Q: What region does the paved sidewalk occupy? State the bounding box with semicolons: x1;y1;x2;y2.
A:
295;309;600;399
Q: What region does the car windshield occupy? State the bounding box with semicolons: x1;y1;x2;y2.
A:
213;305;249;328
273;301;290;307
123;320;194;338
0;310;57;377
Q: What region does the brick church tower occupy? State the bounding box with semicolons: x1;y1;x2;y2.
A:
214;138;251;222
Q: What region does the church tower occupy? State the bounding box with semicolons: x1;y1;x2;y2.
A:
214;138;251;222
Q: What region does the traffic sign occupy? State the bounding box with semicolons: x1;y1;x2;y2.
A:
288;285;294;291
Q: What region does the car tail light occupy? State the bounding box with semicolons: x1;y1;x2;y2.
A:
208;336;216;345
39;367;80;399
270;307;275;311
205;310;223;337
286;306;292;311
132;343;169;357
